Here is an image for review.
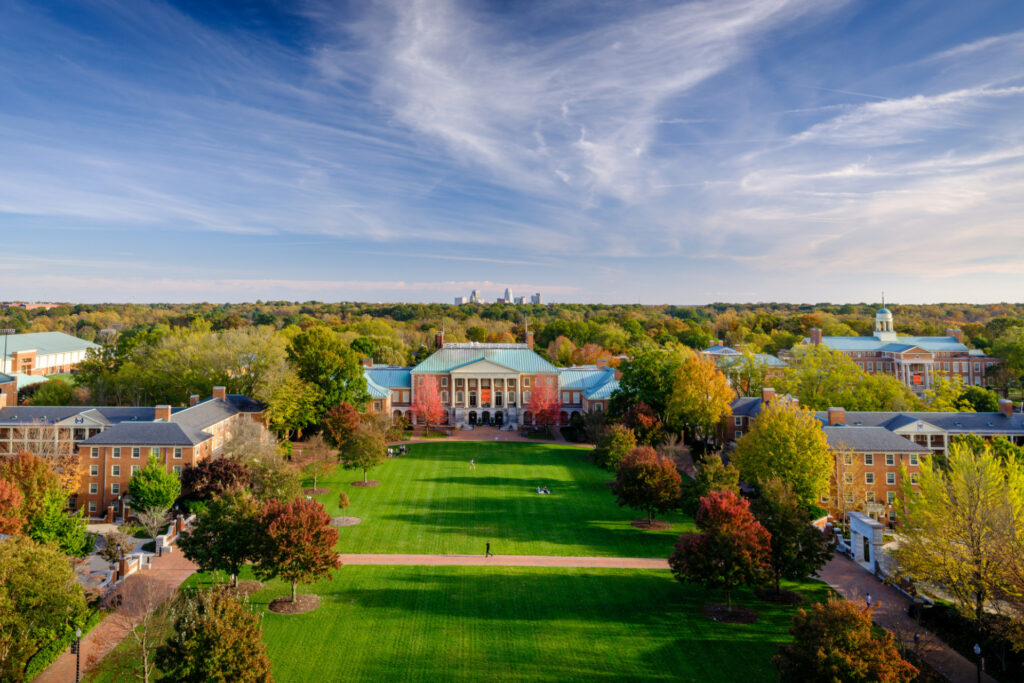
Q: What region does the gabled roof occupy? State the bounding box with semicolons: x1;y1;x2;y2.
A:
80;422;211;447
814;410;1024;435
171;396;259;432
364;372;391;399
557;366;620;400
0;331;100;358
0;406;159;426
716;353;788;368
704;345;740;356
823;426;930;453
365;367;412;389
0;372;14;384
412;343;557;375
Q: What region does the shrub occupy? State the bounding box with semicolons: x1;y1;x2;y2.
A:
338;491;350;509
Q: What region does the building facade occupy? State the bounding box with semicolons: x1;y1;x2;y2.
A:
802;306;1001;392
0;331;100;376
363;337;618;428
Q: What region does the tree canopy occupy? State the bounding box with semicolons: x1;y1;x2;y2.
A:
128;456;182;511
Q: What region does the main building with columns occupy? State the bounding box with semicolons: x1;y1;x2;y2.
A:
363;334;619;428
802;305;1001;392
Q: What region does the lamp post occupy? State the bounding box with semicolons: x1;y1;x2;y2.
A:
973;643;981;683
71;627;83;683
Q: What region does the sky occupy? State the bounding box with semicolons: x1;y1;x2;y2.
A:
1;0;1023;305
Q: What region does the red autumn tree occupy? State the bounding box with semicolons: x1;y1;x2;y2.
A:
0;478;23;535
669;489;771;611
0;451;61;525
774;597;918;682
254;497;341;604
322;402;361;448
622;402;665;446
412;375;445;432
613;446;682;526
526;375;561;426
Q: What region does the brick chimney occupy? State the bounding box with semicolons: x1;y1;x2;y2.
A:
0;392;5;409
361;357;373;368
595;358;609;370
809;328;823;345
761;387;775;404
212;386;227;401
526;330;535;350
155;404;172;421
707;339;717;349
999;398;1014;418
827;406;846;426
946;328;963;343
189;394;200;407
434;331;445;349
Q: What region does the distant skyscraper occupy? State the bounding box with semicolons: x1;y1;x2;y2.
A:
514;296;526;305
503;287;513;303
454;296;468;305
531;292;543;305
470;289;482;304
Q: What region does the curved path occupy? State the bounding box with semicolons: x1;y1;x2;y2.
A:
338;553;668;569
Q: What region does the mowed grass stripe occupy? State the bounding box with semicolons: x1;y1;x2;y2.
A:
244;565;830;683
309;441;693;557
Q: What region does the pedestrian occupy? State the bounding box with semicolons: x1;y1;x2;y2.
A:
470;459;475;469
485;541;491;557
914;632;920;650
865;593;872;608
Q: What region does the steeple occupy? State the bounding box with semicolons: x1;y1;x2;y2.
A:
874;293;897;341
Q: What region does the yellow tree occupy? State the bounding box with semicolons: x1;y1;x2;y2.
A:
895;441;1024;626
732;401;832;507
665;348;734;449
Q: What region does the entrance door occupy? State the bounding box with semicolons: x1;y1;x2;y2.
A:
495;412;504;426
469;411;477;425
482;411;490;425
862;535;870;564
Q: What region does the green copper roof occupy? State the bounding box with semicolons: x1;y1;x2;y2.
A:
411;343;558;375
0;331;99;358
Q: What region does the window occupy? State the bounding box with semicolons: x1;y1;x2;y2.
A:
456;378;464;387
132;447;140;459
735;430;743;438
887;491;896;504
844;491;854;504
88;502;97;513
89;483;98;494
910;473;920;485
864;453;874;466
886;472;895;485
150;447;159;458
441;377;448;387
507;391;515;406
523;391;531;404
562;391;571;404
508;379;516;388
173;447;182;459
113;447;121;459
734;416;743;427
469;392;477;407
111;482;120;495
456;391;464;404
595;403;603;412
90;465;98;476
441;390;449;404
495;392;502;407
843;453;853;466
867;362;874;371
91;447;99;459
173;465;182;476
820;494;830;503
524;377;531;387
843;473;853;484
865;472;875;484
131;465;139;475
974;363;981;372
373;401;381;411
865;491;875;503
909;453;919;466
885;454;895;466
111;465;120;476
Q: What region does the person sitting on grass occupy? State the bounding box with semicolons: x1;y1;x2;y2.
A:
542;486;551;494
536;486;543;494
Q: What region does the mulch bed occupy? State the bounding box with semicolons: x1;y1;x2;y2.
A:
351;480;380;487
754;587;804;605
703;603;759;624
303;487;330;495
331;516;362;527
631;520;671;530
225;580;264;597
268;594;320;614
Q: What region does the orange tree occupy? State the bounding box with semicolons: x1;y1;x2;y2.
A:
526;375;561;427
669;490;770;611
412;375;445;432
254;497;341;604
774;597;917;682
613;446;682;525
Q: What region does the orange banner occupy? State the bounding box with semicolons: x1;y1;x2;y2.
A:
481;388;491;403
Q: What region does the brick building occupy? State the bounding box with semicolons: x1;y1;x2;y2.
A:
0;387;264;518
801;305;1001;393
0;331;99;376
363;333;619;428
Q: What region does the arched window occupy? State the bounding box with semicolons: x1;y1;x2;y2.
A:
441;390;449;404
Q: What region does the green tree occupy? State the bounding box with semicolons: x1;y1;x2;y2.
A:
961;385;1000;412
895;440;1024;626
257;372;321;440
681;452;740;515
610;344;688;419
922;371;969;411
732;402;832;507
776;345;920;411
0;536;89;681
774;598;917;682
179;488;259;588
27;488;92;556
592;424;637;471
254;497;341;604
613;446;682;525
665;349;734;447
339;422;387;483
992;327;1024;383
287;326;369;415
718;349;772;396
128;456;182;511
26;379;75;406
752;478;834;594
156;589;273;683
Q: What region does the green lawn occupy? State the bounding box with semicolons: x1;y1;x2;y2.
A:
308;441;692;557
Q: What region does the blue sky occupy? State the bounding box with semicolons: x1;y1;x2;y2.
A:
1;0;1023;304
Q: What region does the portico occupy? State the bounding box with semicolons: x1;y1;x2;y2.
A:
447;359;523;427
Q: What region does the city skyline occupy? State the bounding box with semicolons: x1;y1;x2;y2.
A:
1;1;1023;304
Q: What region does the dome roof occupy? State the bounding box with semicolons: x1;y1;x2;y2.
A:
876;307;892;316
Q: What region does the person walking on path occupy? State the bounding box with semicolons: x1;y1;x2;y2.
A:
865;592;872;608
470;459;475;469
485;542;491;557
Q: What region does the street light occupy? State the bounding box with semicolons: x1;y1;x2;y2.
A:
72;627;83;683
973;643;981;683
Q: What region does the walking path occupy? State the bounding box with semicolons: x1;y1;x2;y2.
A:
36;550;198;683
338;553;668;569
819;553;997;683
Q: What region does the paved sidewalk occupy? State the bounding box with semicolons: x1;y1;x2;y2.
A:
338;553;668;569
36;550;198;683
819;553;996;683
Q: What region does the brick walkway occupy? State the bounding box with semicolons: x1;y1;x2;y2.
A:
819;553;997;682
338;553;668;569
36;550;198;683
